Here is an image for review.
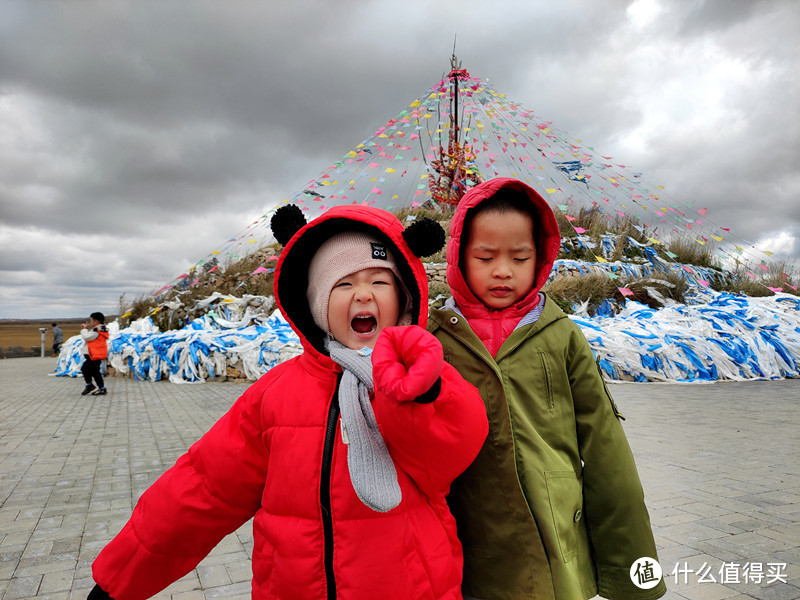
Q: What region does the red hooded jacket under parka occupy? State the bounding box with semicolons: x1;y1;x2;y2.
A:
447;177;562;356
91;206;488;600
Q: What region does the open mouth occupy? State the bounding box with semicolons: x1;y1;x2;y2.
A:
351;314;378;335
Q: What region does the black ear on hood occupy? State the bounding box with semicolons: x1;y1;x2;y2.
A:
402;217;445;258
271;205;307;246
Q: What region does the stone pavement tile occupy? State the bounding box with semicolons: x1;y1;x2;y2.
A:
0;552;21;577
732;513;794;530
19;540;53;560
682;502;748;519
772;548;800;564
761;503;800;518
12;555;77;579
224;560;252;584
659;591;691;600
724;582;800;600
4;575;42;600
197;564;232;589
160;574;202;595
690;539;759;563
658;544;714;568
669;582;741;600
724;532;791;555
654;510;706;527
659;521;732;545
171;592;207;600
701;518;749;536
202;581;251;599
40;569;74;594
755;524;800;545
69;575;96;597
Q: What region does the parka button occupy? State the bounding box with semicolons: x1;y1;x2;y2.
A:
573;509;582;523
450;316;458;325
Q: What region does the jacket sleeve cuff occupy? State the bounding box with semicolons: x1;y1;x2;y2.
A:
414;377;441;404
88;584;113;600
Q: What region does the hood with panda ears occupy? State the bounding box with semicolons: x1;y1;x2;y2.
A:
271;204;445;357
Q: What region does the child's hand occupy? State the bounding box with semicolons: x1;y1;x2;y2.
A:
372;326;443;402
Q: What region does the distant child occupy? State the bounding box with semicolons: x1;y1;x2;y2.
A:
88;205;488;600
80;312;109;396
51;322;63;356
428;178;667;600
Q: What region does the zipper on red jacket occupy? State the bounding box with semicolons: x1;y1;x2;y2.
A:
320;374;341;600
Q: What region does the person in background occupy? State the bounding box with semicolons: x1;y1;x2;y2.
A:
80;312;109;396
51;323;63;356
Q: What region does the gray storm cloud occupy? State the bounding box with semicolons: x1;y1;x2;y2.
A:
0;0;797;317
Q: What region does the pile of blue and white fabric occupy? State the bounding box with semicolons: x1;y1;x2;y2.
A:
545;253;800;381
575;290;800;382
54;295;302;384
54;268;800;383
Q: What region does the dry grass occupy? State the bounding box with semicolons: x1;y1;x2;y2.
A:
713;259;800;298
621;272;689;308
555;206;722;269
0;319;85;353
758;258;800;296
542;270;691;315
393;206;454;225
542;274;618;315
123;244;281;330
555;206;653;263
663;234;717;268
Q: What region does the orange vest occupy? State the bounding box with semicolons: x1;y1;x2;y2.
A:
88;330;109;360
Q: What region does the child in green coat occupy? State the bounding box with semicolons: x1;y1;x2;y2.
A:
429;177;666;600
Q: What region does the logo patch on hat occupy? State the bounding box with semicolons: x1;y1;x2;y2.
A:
371;243;388;260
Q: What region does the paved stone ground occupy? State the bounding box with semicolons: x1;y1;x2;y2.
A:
1;357;798;600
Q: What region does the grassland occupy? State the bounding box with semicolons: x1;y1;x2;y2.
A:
0;319;86;354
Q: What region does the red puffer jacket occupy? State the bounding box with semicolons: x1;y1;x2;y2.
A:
91;205;488;600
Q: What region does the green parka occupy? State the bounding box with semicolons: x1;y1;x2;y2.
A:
429;177;666;600
430;297;666;600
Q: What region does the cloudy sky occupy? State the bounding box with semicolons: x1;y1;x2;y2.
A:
1;0;798;319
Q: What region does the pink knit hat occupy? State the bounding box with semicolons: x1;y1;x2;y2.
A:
307;231;410;333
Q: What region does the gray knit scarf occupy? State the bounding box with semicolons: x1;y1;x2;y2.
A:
325;337;402;512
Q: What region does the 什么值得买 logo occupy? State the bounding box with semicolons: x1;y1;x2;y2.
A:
630;557;663;590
